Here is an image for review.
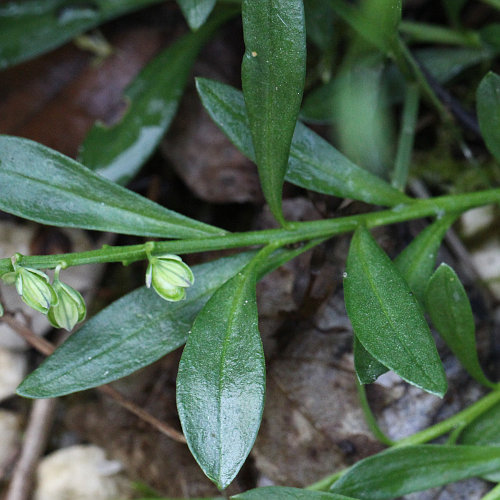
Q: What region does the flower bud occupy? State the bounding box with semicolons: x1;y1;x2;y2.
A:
14;267;57;314
0;302;3;317
47;279;86;331
145;254;194;302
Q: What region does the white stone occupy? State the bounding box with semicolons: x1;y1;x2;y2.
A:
0;347;26;401
34;445;132;500
460;205;495;238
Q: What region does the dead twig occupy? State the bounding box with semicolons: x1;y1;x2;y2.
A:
2;315;186;444
4;398;57;500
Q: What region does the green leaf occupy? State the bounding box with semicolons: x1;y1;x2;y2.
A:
79;13;231;185
330;445;500;499
177;0;216;30
0;136;223;238
233;486;358;500
460;403;500;481
353;336;388;385
334;54;393;178
394;214;457;304
327;0;401;54
196;78;411;207
176;254;265;489
241;0;306;224
0;0;163;69
415;47;494;84
17;252;255;399
477;71;500;162
426;263;494;388
344;227;447;397
354;216;455;385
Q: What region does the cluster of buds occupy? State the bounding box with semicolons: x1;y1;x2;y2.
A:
1;258;86;331
145;253;194;302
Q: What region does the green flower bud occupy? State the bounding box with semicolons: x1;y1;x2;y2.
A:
145;254;194;302
14;267;57;314
47;278;86;331
0;302;3;317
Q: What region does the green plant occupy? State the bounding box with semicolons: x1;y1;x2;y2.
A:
1;0;500;498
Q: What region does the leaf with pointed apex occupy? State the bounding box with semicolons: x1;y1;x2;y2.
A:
177;0;216;30
177;257;265;489
344;227;447;397
17;252;255;398
79;12;231;185
426;263;494;388
0;136;222;238
241;0;306;224
353;335;388;384
0;0;163;69
477;71;500;162
394;214;457;304
233;486;358;500
196;78;411;207
331;445;500;499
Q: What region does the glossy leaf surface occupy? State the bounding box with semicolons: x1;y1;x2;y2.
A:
79;14;229;185
17;252;255;398
331;445;500;499
241;0;306;223
0;0;163;69
426;263;494;388
344;227;447;397
233;486;358;500
477;71;500;162
177;257;265;489
177;0;216;30
354;336;388;385
394;214;456;304
0;136;222;238
196;78;410;207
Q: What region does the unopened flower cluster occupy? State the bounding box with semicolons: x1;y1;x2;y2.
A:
1;261;86;331
0;252;194;329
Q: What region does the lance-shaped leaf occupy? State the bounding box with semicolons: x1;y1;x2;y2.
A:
394;214;457;304
241;0;306;224
477;71;500;162
0;136;223;238
426;263;494;388
0;0;163;69
196;78;411;207
233;486;358;500
330;445;500;499
17;252;255;398
79;11;232;185
344;227;447;397
177;0;216;30
177;256;265;489
354;215;455;384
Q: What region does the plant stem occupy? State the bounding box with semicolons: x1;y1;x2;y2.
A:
308;387;500;491
393;388;500;447
1;189;498;275
356;379;394;446
392;82;420;190
399;21;480;47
